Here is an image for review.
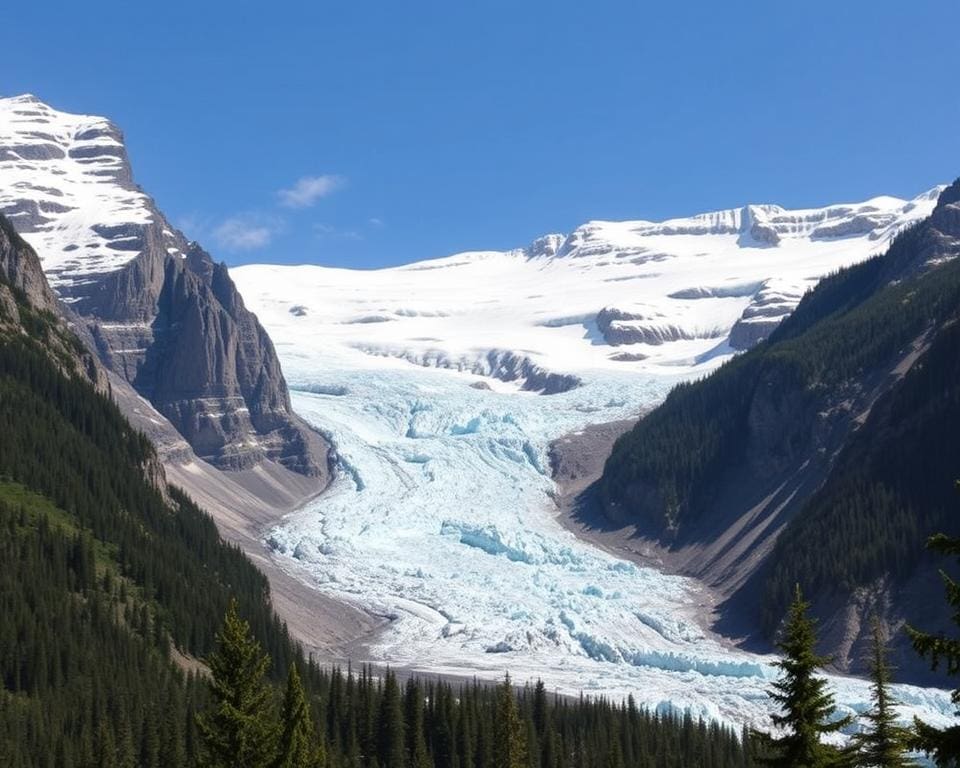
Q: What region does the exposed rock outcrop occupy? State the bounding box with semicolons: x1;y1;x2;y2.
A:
596;307;724;347
0;213;106;391
0;214;58;313
353;344;582;394
727;283;804;350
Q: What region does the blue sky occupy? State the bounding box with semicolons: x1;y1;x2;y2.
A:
5;1;959;269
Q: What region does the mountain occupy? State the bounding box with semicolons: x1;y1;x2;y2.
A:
0;94;328;476
597;179;960;682
233;185;941;394
227;185;955;729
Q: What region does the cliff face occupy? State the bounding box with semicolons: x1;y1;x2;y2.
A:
85;233;328;474
0;214;58;314
0;213;107;389
0;95;329;477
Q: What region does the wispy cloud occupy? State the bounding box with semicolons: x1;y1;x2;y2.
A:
213;216;274;251
314;222;362;241
368;217;385;228
278;174;345;208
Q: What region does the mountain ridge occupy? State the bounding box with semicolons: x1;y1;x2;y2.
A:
595;179;960;682
233;183;941;401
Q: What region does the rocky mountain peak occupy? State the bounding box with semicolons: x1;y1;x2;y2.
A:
0;95;330;477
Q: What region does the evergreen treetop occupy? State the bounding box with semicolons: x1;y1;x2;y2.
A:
753;586;852;768
852;620;915;767
197;599;278;768
907;486;960;765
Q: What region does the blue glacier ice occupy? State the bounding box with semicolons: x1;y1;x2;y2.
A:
261;363;953;733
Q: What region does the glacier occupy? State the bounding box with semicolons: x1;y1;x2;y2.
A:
232;186;955;733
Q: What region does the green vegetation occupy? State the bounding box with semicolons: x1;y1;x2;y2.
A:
0;245;309;766
194;603;754;768
908;508;960;765
275;663;324;768
197;600;278;767
761;313;960;630
494;674;529;768
851;622;916;767
752;587;851;767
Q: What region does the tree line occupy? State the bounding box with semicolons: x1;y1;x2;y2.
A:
193;600;752;768
751;490;960;767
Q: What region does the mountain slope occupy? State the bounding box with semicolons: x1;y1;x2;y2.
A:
597;179;960;680
0;94;328;476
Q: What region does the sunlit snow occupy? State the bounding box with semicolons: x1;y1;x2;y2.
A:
0;95;156;295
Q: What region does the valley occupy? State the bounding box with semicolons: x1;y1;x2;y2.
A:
2;90;956;743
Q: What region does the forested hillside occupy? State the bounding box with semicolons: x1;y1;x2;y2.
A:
0;217;307;764
598;179;960;675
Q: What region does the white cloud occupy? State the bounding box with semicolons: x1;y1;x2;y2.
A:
213;217;273;251
278;174;345;208
314;222;362;241
368;217;385;228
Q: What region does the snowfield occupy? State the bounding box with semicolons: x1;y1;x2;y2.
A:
231;187;954;732
0;95;170;300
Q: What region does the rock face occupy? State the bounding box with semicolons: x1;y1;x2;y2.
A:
0;94;329;475
352;344;583;395
726;282;805;350
0;213;58;314
0;212;107;392
595;307;723;347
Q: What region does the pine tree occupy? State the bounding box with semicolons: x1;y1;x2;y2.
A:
494;674;528;768
753;586;852;767
197;599;278;768
404;679;432;768
276;663;323;768
378;669;407;768
907;494;960;765
851;620;915;767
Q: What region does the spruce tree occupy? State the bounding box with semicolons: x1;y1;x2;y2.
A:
907;507;960;764
851;620;915;767
404;679;432;768
494;674;528;768
197;599;278;768
753;586;852;767
276;663;323;768
378;669;407;768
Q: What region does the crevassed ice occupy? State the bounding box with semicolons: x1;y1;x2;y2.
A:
268;364;952;733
